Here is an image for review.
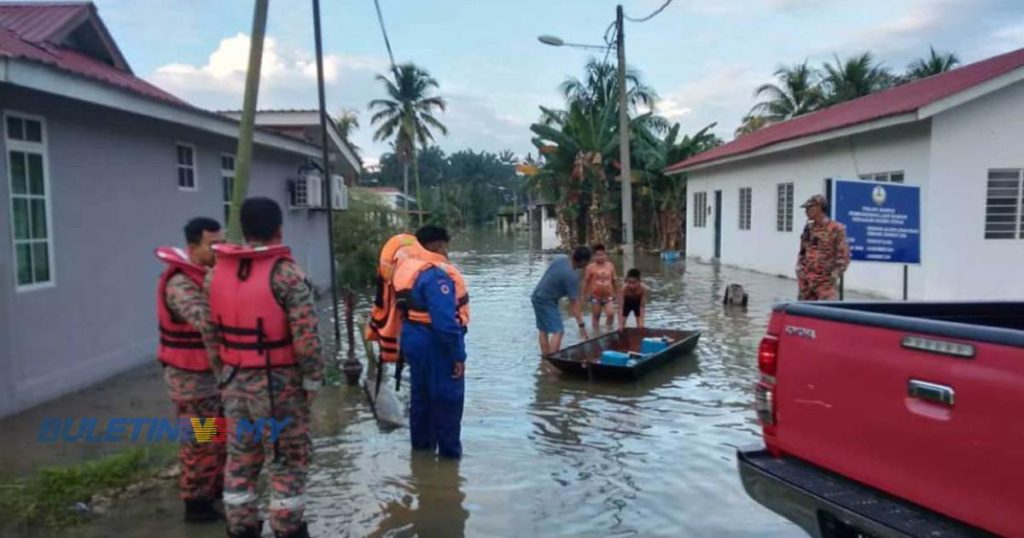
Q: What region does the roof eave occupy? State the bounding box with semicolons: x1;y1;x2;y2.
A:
3;56;321;157
665;112;921;175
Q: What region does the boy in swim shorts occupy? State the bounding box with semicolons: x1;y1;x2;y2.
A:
582;244;618;332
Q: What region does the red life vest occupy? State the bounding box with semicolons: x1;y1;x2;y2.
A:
155;246;211;372
208;243;297;368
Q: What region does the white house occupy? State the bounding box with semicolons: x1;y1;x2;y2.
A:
666;47;1024;300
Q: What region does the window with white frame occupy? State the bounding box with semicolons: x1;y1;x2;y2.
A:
693;191;707;228
776;182;794;232
6;113;53;289
738;187;752;230
176;143;197;190
858;171;905;183
221;154;235;222
984;169;1023;240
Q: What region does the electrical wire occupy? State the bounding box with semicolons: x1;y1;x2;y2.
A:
624;0;674;22
372;0;399;74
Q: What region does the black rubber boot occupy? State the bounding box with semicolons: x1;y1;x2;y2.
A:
184;499;222;523
275;522;311;538
227;522;262;538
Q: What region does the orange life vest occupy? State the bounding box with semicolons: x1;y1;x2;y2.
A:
392;252;470;328
208;244;296;368
154;247;211;372
365;233;428;362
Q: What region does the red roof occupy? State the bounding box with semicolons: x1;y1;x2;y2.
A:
666;47;1024;173
0;2;185;105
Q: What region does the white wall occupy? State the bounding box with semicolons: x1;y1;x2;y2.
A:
927;80;1024;299
685;121;931;299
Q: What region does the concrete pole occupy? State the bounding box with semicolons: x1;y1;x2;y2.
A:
616;5;635;264
227;0;269;244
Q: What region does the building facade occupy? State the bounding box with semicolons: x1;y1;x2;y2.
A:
0;2;358;417
669;48;1024;300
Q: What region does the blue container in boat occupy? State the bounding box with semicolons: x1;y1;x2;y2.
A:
641;337;670;355
600;350;631;366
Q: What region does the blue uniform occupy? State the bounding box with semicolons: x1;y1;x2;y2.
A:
402;266;467;459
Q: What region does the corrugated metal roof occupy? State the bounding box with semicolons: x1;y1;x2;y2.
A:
0;2;87;43
665;47;1024;173
0;2;184;104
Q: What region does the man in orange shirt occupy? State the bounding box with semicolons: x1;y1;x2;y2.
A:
582;244;618;332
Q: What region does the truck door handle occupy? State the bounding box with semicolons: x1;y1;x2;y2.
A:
908;379;955;406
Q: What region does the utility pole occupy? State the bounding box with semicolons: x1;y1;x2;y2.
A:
313;0;360;384
616;4;635;257
226;0;269;243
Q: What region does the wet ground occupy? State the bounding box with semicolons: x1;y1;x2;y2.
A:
1;232;873;537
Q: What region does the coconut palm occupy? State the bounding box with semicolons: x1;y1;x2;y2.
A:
560;59;669;134
749;61;823;121
906;47;960;80
333;108;362;156
735;114;770;137
821;52;893;104
369;63;448;226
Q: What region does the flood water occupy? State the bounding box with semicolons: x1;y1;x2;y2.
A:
22;231;843;538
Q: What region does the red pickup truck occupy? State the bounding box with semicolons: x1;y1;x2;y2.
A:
738;302;1024;538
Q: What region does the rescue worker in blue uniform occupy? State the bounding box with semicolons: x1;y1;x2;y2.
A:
393;225;470;459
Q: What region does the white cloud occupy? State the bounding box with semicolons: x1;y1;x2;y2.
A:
656;64;764;139
149;33;387;110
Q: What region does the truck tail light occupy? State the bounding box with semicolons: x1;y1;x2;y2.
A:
755;335;780;455
758;336;779;376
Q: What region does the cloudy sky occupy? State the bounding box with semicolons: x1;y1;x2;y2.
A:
86;0;1024;164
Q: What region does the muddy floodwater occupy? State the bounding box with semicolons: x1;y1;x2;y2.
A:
7;231;857;538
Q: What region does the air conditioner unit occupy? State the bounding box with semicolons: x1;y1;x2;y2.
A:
290;176;309;208
331;175;349;210
306;173;324;208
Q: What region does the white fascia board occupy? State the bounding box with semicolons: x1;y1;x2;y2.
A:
4;59;320;158
666;113;920;175
918;66;1024;119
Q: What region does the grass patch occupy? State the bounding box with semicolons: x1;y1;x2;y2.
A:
0;445;176;528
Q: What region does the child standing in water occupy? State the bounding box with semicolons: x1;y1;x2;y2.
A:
619;268;648;330
582;244;618;332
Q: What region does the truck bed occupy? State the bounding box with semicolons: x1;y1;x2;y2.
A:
760;301;1024;536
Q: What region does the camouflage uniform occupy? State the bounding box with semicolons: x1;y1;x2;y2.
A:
162;272;226;502
212;256;324;537
797;217;851;301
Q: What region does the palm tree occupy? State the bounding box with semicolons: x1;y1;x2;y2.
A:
906;47;960;80
749;61;823;122
333;108;362;156
560;59;669;134
369;63;448;226
735;114;770;137
821;53;893;105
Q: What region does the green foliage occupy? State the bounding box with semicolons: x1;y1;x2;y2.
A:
0;446;175;528
332;193;400;291
905;46;960;81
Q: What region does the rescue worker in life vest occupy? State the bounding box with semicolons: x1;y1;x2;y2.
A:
208;198;323;538
394;225;469;459
154;217;226;523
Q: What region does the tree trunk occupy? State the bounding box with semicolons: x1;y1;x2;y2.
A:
402;161;410;227
412;145;423;227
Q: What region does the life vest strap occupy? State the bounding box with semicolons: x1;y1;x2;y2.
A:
221;337;293;351
159;338;206;349
217;324;264;336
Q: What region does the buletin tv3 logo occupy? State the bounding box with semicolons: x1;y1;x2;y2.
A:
785;325;816;339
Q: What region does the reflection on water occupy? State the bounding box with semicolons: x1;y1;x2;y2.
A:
61;231;846;538
299;232;811;537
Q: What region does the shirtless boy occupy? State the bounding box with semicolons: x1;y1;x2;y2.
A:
582;244;618;331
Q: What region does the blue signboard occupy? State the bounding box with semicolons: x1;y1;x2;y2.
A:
832;180;921;264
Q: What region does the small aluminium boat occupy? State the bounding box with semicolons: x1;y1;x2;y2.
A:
545;328;701;379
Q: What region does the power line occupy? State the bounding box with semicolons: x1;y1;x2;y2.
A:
624;0;674;22
372;0;399;73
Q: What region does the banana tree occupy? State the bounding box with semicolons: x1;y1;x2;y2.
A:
635;122;722;251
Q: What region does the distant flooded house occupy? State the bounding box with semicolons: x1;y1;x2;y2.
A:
668;47;1024;300
529;198;559;250
351;186;423;227
0;2;360;417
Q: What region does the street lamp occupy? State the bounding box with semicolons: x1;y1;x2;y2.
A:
537;4;634;257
